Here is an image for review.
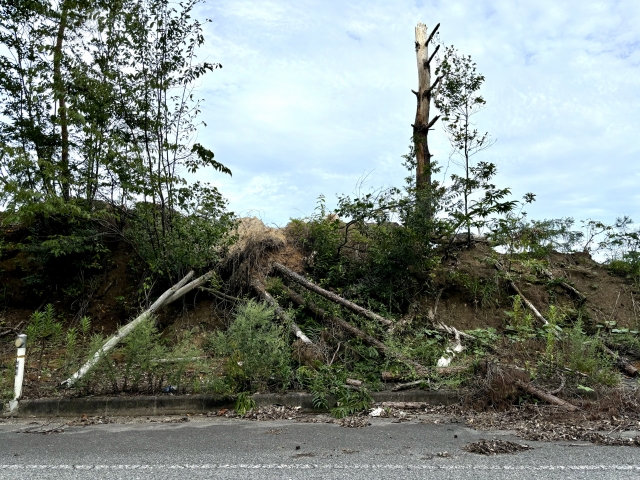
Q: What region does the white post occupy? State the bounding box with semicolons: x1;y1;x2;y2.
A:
9;334;26;413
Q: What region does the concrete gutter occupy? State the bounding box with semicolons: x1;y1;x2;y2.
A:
5;390;460;418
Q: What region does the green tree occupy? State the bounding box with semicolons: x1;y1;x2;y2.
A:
0;0;234;281
435;46;514;242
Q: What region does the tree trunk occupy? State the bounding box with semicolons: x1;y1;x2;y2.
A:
285;286;430;375
251;279;313;345
272;262;392;327
413;22;440;194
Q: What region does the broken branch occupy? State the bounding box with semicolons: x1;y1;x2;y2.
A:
200;287;241;304
285;286;429;375
514;379;577;411
603;345;638;377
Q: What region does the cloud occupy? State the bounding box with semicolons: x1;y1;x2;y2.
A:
190;0;640;226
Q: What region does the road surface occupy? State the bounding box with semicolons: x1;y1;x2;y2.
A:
1;416;639;479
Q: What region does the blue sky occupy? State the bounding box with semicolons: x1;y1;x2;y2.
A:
191;0;640;228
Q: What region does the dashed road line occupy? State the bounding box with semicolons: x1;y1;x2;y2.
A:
1;465;640;471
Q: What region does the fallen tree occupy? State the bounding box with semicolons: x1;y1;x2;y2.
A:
61;270;213;387
251;279;314;345
273;262;393;328
284;286;431;376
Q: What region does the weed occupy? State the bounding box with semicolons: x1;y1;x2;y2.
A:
504;295;534;339
235;391;256;415
26;304;63;373
297;365;373;418
206;300;292;392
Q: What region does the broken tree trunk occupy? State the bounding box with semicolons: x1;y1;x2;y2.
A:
413;22;440;194
514;379;577;411
495;261;549;326
251;279;313;345
285;287;430;375
272;262;392;327
61;270;212;387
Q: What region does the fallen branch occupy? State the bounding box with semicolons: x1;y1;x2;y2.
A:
381;401;429;409
541;269;586;303
436;323;464;367
603;346;639;377
273;262;392;327
0;321;24;338
251;279;313;345
548;375;566;395
61;270;210;387
285;287;430;375
514;379;577;411
200;287;241;304
391;380;425;391
436;321;475;341
495;261;549;326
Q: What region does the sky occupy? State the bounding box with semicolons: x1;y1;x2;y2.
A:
191;0;640;229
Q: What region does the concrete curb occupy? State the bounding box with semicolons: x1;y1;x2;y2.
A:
6;390;460;418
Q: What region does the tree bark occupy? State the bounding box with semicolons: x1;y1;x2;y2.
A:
272;262;392;327
251;279;313;345
514;379;577;411
285;287;430;375
413;22;439;194
61;270;210;387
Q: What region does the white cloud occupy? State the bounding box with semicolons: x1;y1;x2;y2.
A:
190;0;640;226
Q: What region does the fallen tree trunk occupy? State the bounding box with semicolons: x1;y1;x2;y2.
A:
285;287;429;375
273;262;392;327
514;379;577;411
61;270;212;387
251;280;313;345
495;261;549;326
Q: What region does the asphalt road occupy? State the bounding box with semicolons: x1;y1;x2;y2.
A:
1;416;640;479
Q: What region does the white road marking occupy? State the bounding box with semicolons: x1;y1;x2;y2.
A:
1;465;640;471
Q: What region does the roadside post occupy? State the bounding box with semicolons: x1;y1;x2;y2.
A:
8;334;27;413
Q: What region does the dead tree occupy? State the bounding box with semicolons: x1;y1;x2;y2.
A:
412;22;440;195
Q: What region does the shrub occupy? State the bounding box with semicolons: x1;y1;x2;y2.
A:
206;300;292;391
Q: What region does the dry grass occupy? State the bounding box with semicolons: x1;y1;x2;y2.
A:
224;218;287;289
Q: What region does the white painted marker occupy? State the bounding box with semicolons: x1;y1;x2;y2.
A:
9;334;26;413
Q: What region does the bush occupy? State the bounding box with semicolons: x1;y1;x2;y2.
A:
206;300;292;391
